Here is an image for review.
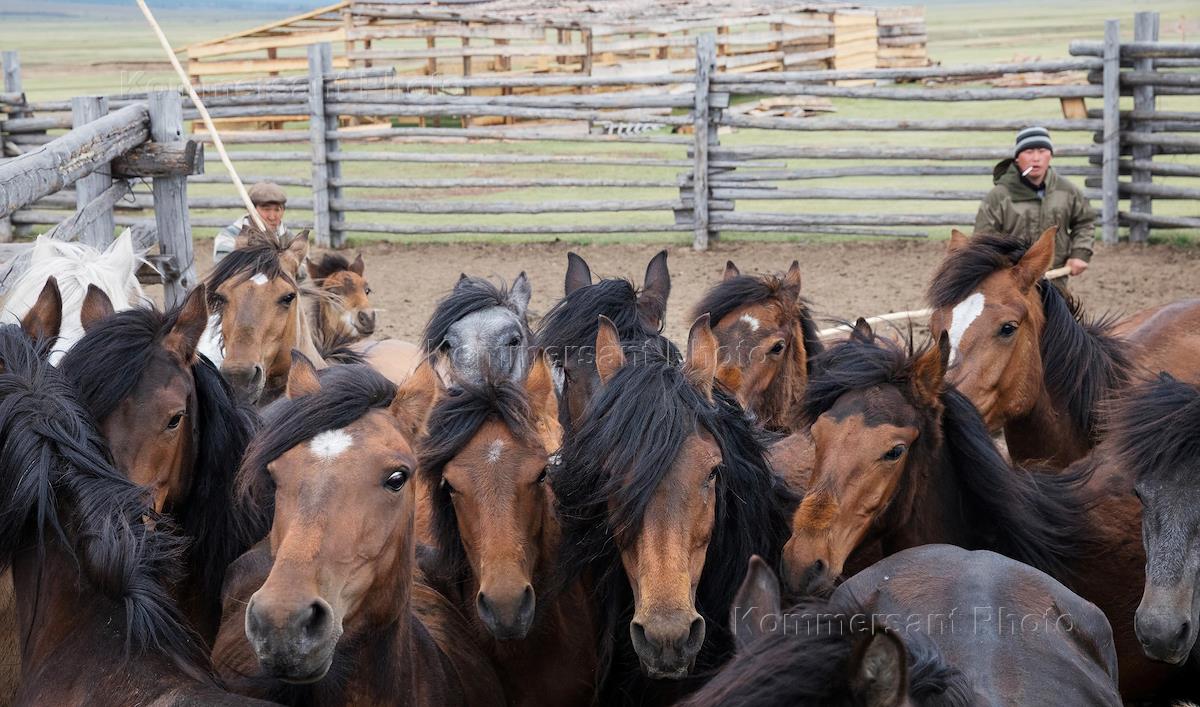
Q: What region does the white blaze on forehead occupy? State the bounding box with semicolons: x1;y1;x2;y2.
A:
739;314;761;332
947;292;986;366
310;429;353;461
486;438;505;464
250;273;269;286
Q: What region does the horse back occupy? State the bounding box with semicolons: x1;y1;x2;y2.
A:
1116;298;1200;384
410;582;505;707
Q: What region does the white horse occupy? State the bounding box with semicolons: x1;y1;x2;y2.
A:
1;230;145;364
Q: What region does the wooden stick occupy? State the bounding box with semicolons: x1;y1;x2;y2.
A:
816;266;1073;338
134;0;264;232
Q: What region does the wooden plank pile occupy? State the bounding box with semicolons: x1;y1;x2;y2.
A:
875;5;930;70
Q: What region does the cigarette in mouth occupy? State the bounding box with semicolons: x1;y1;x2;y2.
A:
1021;166;1034;177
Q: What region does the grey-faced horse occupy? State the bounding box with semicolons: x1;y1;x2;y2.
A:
422;273;533;387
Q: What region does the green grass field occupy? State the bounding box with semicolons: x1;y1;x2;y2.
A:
4;0;1197;246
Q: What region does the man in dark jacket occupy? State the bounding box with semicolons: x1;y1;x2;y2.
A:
975;127;1096;289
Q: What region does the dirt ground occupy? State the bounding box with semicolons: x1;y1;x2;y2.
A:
192;238;1199;345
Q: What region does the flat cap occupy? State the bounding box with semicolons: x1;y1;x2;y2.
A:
248;181;287;206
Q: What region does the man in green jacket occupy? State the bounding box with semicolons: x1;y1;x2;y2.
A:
974;126;1097;289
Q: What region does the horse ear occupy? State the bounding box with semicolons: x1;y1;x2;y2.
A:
912;331;950;405
235;221;259;249
163;284;209;366
723;260;740;281
849;629;909;707
391;359;441;440
564;252;592;295
285;230;310;263
731;556;782;653
510;271;532;318
685;314;720;401
104;229;136;282
21;277;62;344
1013;226;1056;292
286;349;322;399
638;250;670;331
783;260;802;292
349;253;365;276
594;315;625;386
851;317;874;342
525;351;562;452
948;229;969;252
80;284;116;333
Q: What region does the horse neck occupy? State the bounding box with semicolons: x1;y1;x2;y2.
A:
293;291;327;370
881;446;975;554
1004;389;1091;467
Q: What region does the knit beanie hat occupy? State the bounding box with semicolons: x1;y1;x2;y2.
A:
1014;126;1053;158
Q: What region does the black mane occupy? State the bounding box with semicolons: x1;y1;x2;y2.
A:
536;277;673;365
553;355;796;697
804;334;1093;581
423;276;529;354
418;377;541;588
1111;374;1200;487
0;324;207;672
926;233;1132;442
204;240;297;308
308;253;353;282
680;598;972;707
691;273;824;368
60;304;265;634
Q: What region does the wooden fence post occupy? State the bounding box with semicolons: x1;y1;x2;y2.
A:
148;90;195;309
308;42;333;248
3;51;23;119
0;51;14;242
71;96;116;249
1100;20;1120;245
692;34;715;251
1130;11;1159;243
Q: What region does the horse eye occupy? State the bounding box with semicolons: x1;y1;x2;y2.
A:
882;444;907;462
384;467;409;493
208;293;227;310
165;411;185;431
537;466;548;484
279;292;297;307
364;287;372;295
768;341;785;355
998;322;1018;338
440;477;456;494
507;336;521;347
707;465;720;482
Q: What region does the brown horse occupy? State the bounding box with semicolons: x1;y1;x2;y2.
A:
59;285;263;644
781;324;1091;596
690;260;823;433
306;252;377;348
835;545;1122;706
682;555;970;707
926;227;1200;467
0;280;269;706
212;357;504;706
419;353;597;706
552;315;795;703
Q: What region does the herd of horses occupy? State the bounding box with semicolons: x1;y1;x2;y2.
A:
0;223;1196;706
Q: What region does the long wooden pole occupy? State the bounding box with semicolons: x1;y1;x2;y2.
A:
134;0;265;232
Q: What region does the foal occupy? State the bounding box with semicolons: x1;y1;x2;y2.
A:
307;252;377;347
419;354;596;706
213;358;503;706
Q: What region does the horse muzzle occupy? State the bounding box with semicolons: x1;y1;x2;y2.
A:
1136;588;1197;665
246;594;342;684
630;610;705;679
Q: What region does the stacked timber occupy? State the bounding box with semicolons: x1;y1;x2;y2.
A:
876;6;930;70
828;8;877;84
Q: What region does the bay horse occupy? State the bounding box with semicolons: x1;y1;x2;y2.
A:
422;272;534;388
0;279;269;706
306;252;377;348
536;250;674;433
552;314;795;703
690;260;823;433
1;229;143;364
926;227;1200;467
212;358;504;706
781;323;1092;596
682;556;971;707
834;545;1122;706
418;352;596;706
59;284;262;644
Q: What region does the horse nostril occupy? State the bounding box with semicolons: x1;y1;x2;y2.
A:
299;600;331;642
1178;620;1191;644
250;365;264;386
630;620;648;652
685;616;706;655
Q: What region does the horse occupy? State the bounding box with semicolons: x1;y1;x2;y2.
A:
0;279;269;706
926;227;1200;467
306;252;377;347
535;250;674;433
552;314;795;704
211;357;504;706
834;545;1122;706
0;230;143;364
781;322;1092;597
681;555;971;707
59;284;262;645
422;272;534;388
418;352;596;706
1116;375;1200;671
690;260;823;433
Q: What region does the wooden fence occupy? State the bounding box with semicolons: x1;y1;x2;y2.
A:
0;90;203;305
1;12;1196;251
